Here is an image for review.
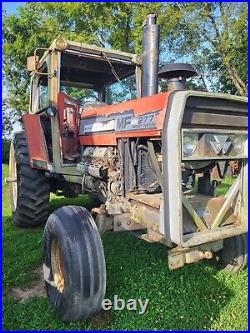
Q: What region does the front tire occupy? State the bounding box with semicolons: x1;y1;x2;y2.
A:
215;233;248;273
9;132;50;227
43;205;106;322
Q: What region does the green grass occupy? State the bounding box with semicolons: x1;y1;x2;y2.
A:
216;177;235;196
2;164;248;330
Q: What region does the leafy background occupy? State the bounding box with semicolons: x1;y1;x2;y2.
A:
2;2;248;138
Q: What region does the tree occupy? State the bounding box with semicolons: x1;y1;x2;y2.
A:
161;2;248;96
2;2;166;116
2;98;17;139
2;1;247;129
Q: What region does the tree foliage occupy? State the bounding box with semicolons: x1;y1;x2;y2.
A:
2;98;17;139
2;2;248;134
162;2;248;96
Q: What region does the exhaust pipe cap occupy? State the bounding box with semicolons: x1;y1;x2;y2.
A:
158;63;197;80
143;13;157;26
158;63;197;91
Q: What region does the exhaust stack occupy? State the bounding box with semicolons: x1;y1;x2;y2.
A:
141;14;160;97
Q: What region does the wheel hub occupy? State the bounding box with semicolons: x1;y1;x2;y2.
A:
51;238;65;293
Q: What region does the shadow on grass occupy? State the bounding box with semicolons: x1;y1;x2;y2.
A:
2;229;234;330
2;194;235;330
2;195;94;289
49;194;97;213
102;232;234;330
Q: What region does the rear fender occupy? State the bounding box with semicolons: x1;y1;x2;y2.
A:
22;114;49;170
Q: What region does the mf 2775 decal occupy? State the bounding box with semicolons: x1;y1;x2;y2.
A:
80;109;160;135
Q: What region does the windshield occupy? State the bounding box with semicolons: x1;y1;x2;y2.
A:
106;75;136;104
60;85;99;106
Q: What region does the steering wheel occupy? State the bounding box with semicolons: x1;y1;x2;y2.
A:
77;94;98;107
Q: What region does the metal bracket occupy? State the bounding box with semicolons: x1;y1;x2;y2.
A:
168;240;223;270
211;177;240;228
182;192;207;231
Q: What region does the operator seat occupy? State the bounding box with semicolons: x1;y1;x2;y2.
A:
83;101;107;110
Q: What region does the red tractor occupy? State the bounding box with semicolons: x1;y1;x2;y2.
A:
8;14;248;321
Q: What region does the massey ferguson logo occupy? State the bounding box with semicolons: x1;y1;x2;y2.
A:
80;109;160;135
115;110;159;131
210;135;232;154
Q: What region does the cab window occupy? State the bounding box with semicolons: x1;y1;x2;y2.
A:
106;75;136;104
31;61;50;112
60;85;99;106
38;74;49;110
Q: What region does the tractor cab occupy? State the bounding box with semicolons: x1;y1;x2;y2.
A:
27;38;142;114
26;39;142;165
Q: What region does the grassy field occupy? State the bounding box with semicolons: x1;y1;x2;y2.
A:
2;164;248;330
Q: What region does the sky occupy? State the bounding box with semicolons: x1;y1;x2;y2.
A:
2;2;26;15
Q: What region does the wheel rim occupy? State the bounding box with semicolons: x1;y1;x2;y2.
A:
9;142;17;212
51;238;65;293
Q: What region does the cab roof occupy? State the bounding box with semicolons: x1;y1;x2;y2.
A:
40;38;141;89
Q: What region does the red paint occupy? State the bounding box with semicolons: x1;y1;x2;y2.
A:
79;134;117;146
57;92;80;160
79;92;169;146
22;114;49;166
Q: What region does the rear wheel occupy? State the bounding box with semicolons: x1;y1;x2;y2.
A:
9;132;50;227
43;205;106;322
214;233;248;273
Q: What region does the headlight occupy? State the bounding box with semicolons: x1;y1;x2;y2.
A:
183;134;197;156
232;136;244;154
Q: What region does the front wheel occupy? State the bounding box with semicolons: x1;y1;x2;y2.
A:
43;205;106;322
214;233;248;273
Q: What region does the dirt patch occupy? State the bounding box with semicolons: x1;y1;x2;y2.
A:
10;266;46;303
89;309;113;329
9;266;112;328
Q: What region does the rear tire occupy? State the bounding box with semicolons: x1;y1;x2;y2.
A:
214;233;248;273
43;205;106;322
9;132;50;227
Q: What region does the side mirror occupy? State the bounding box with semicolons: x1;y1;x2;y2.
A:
26;56;39;72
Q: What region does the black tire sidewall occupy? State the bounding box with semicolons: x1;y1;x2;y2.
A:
11;132;50;227
43;213;71;320
43;206;106;322
216;233;248;273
